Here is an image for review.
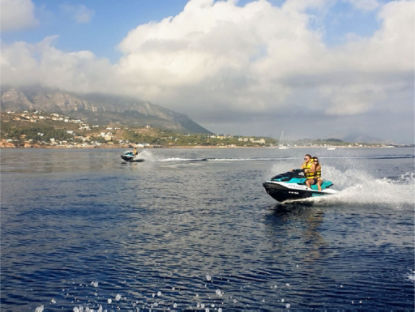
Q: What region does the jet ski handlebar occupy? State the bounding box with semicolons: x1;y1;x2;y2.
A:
270;169;304;181
292;169;304;174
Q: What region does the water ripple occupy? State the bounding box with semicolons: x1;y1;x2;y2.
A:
1;148;414;311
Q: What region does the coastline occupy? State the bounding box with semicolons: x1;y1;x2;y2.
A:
0;143;407;150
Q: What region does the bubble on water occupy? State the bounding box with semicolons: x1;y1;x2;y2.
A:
90;281;99;288
281;298;285;303
285;303;291;309
218;308;223;312
97;305;103;312
206;274;212;282
285;283;290;287
173;303;178;308
407;270;415;282
115;294;121;301
35;305;44;312
157;291;162;297
215;289;223;297
107;298;112;304
51;298;56;304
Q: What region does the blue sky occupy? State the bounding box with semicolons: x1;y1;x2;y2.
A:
308;1;381;45
1;0;414;143
3;0;385;60
2;0;190;61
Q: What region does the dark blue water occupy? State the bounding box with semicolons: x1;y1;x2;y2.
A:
1;148;414;311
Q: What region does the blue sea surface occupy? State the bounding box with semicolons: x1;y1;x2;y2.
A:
1;147;414;311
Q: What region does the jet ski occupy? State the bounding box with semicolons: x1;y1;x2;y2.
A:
263;169;336;202
121;151;144;162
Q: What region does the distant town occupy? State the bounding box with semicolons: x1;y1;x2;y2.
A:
0;111;409;149
1;111;275;148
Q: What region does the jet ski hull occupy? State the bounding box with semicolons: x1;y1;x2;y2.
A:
264;182;310;202
121;153;144;162
263;181;337;202
121;156;144;162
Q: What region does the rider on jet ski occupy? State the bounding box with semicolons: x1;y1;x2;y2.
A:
264;155;334;202
301;154;315;188
301;154;323;191
312;157;323;191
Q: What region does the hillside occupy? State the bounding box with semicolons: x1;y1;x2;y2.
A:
0;86;210;134
0;111;276;148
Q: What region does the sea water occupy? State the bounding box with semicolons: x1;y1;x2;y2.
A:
1;147;414;311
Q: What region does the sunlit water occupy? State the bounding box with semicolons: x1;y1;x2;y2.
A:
1;147;414;311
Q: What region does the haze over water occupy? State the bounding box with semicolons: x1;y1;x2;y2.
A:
1;147;414;311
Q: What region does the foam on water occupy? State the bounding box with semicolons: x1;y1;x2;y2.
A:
138;152;297;163
137;150;207;162
314;166;414;208
160;157;199;162
208;157;297;162
136;150;156;162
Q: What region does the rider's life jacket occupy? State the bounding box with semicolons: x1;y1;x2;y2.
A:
314;165;321;179
303;159;314;179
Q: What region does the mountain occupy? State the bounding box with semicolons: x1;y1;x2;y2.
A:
0;86;210;134
343;133;385;144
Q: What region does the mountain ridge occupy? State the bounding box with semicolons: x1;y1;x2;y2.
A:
0;86;211;134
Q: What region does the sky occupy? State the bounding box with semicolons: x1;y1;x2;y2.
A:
1;0;414;143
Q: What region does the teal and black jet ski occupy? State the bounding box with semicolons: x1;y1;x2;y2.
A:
263;169;336;202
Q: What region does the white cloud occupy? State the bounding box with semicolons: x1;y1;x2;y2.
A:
0;36;116;92
116;0;413;117
0;0;38;32
61;4;94;24
1;0;414;140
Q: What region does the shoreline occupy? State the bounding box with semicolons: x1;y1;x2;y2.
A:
0;144;408;150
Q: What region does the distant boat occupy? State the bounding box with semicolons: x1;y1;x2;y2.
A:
278;130;289;149
327;147;336;151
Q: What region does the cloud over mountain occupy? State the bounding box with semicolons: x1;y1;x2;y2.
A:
1;0;413;141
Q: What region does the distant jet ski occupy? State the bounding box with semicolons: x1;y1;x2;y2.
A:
263;169;336;202
121;151;144;162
